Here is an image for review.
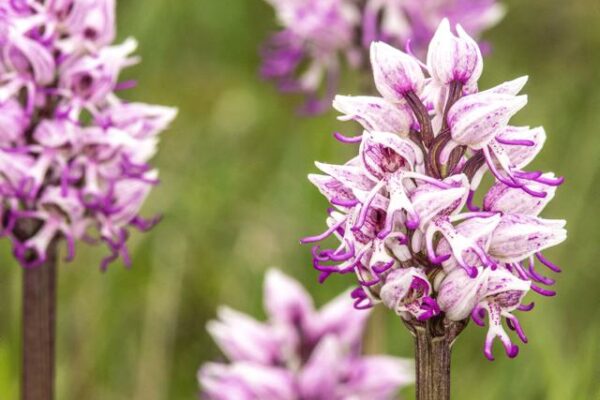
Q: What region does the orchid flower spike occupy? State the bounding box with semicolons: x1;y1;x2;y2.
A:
0;0;177;269
303;19;566;359
199;268;414;399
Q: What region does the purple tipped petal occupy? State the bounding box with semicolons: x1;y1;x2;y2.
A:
370;41;425;100
427;19;483;86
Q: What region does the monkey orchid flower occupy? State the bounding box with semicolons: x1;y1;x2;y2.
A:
302;20;566;374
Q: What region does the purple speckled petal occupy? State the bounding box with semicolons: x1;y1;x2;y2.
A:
333;95;414;135
489;214;567;263
481;76;529;96
0;99;27;145
484;178;557;216
448;92;527;149
427;19;483;86
410;174;469;229
370;41;425;101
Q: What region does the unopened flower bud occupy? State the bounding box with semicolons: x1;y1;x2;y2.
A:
448;93;527;149
370;41;425;101
427;19;483;86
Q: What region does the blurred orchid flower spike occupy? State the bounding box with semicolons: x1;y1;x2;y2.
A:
302;18;566;361
261;0;505;114
0;0;177;269
199;268;414;399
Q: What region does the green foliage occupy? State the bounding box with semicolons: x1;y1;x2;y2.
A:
0;0;599;398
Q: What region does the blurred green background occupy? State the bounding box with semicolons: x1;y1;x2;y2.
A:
1;0;600;398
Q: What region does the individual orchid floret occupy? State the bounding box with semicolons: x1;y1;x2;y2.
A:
447;92;528;150
0;0;177;269
427;19;483;87
409;174;469;230
333;95;414;135
438;267;530;360
380;267;440;321
199;269;414;399
483;178;557;216
488;214;567;264
303;20;566;361
50;0;116;50
371;41;425;100
430;212;501;276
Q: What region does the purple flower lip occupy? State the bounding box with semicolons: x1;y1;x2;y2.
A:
199;269;414;398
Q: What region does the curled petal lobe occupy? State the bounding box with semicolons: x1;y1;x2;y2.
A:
497;126;546;168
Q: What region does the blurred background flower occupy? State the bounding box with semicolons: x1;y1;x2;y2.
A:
260;0;504;114
199;269;413;399
0;0;598;399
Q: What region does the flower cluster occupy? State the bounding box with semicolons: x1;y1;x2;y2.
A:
0;1;177;269
199;269;413;399
261;0;504;114
302;19;566;360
